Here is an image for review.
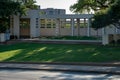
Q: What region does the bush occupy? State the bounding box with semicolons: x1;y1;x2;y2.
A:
10;35;18;39
0;24;6;33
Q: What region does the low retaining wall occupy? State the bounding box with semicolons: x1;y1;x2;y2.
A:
109;34;120;43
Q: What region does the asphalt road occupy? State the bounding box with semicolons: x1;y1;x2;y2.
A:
0;69;120;80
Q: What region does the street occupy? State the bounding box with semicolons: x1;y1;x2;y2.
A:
0;69;120;80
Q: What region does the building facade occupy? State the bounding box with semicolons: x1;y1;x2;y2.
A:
10;8;95;38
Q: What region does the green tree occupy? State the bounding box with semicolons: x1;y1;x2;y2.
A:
70;0;120;29
92;0;120;29
0;0;24;32
70;0;115;13
24;0;38;9
0;0;38;33
0;0;24;18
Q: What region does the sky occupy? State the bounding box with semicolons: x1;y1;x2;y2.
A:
36;0;77;14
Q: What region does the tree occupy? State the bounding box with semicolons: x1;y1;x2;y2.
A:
0;0;38;33
0;0;24;18
92;0;120;29
70;0;120;29
70;0;115;13
0;0;24;33
24;0;38;9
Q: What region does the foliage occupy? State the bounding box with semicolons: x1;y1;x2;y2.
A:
0;18;9;33
0;0;38;33
70;0;120;29
0;0;38;17
91;10;111;29
24;0;38;9
0;0;24;18
0;24;6;33
0;0;24;33
70;0;115;13
92;0;120;29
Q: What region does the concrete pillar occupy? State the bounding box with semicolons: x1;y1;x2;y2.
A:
114;27;119;43
55;18;60;36
84;18;87;36
36;18;40;37
13;15;20;39
115;27;120;34
71;18;74;36
77;18;80;36
87;18;91;37
30;18;37;38
102;28;109;45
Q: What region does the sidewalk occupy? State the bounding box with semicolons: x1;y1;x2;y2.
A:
0;62;120;75
7;39;102;45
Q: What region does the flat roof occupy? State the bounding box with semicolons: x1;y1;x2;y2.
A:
39;14;93;19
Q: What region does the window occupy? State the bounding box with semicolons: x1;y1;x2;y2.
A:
40;11;46;15
49;11;53;15
47;24;51;28
41;24;45;28
20;19;30;29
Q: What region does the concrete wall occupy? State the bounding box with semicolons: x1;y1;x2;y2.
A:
40;28;103;36
29;10;40;38
40;27;119;37
40;28;56;36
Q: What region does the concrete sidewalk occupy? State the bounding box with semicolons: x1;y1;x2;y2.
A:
0;63;120;75
7;39;102;45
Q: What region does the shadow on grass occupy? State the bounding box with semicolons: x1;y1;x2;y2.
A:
0;43;120;62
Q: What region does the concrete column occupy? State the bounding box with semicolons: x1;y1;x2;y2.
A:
84;18;87;36
77;18;80;36
55;18;60;36
102;28;109;45
36;18;40;37
30;18;37;38
115;27;120;34
71;18;74;36
87;18;91;37
13;15;20;39
114;27;119;43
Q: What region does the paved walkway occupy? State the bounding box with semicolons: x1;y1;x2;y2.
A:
0;63;120;75
6;39;102;45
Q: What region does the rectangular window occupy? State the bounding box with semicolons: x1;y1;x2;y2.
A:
40;24;45;28
53;24;56;28
49;11;53;15
47;24;51;28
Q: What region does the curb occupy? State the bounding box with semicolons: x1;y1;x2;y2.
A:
0;62;120;75
0;62;120;66
0;67;120;75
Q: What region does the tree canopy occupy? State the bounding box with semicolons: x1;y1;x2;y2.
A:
0;0;38;33
0;0;38;18
24;0;38;9
70;0;120;29
70;0;115;13
0;0;24;18
92;0;120;29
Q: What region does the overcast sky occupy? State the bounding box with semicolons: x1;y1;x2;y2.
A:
36;0;77;14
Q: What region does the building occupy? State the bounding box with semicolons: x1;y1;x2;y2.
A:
10;8;95;38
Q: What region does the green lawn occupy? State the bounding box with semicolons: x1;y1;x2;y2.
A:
0;43;120;62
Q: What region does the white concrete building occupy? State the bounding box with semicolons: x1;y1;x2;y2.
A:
9;8;120;45
10;8;95;38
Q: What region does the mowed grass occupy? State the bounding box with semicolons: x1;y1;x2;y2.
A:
0;43;120;62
